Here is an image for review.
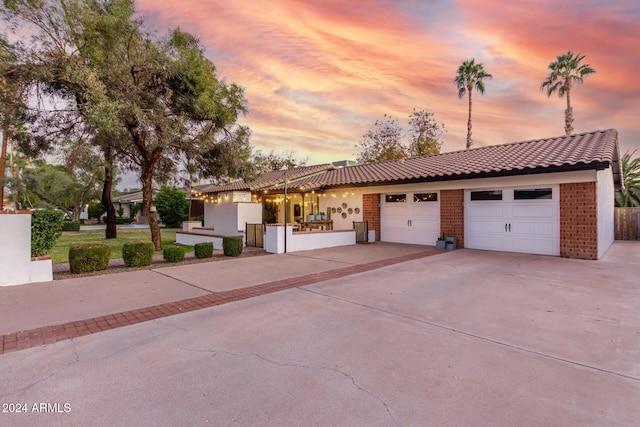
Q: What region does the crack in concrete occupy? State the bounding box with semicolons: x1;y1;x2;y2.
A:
153;318;188;332
68;339;80;367
177;344;402;426
150;269;216;294
300;288;640;384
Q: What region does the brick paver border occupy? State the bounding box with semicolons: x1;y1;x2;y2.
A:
1;249;442;355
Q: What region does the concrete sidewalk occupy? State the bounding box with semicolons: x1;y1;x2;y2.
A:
0;243;438;339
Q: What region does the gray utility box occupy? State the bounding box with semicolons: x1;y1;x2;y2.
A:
445;236;457;250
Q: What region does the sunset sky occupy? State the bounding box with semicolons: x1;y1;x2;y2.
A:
137;0;639;166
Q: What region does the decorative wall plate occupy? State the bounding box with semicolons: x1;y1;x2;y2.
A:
348;208;353;214
354;207;360;214
342;202;347;208
337;207;342;213
341;212;347;218
331;207;336;213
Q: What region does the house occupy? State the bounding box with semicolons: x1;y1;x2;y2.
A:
181;129;621;260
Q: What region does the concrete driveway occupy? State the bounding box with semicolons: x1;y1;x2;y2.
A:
1;243;639;426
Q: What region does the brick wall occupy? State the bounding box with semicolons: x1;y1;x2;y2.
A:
440;189;464;248
362;194;380;241
560;182;598;260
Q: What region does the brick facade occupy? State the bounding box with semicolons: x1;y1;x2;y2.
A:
363;194;381;241
560;182;598;260
440;189;464;248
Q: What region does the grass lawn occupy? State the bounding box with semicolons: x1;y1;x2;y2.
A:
51;228;193;264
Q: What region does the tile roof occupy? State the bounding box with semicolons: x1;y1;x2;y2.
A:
196;164;333;194
295;129;620;190
196;129;620;194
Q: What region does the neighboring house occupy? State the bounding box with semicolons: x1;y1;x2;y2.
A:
185;129;621;260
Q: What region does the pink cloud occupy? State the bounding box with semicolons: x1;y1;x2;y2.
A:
137;0;640;163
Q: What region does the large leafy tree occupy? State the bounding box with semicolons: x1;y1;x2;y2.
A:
407;108;445;156
616;151;640;207
22;161;102;220
356;110;445;163
541;51;596;136
2;0;247;250
455;59;492;150
154;185;189;228
356;114;406;163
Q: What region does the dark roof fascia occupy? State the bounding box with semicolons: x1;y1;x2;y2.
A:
314;162;612;191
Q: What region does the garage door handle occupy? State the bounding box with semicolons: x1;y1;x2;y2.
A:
505;223;508;232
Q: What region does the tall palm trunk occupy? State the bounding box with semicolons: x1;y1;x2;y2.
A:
466;85;473;150
564;84;573;136
0;126;8;207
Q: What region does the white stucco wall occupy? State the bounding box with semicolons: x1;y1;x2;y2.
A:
597;167;615;258
237;203;263;231
264;225;356;254
0;212;52;286
204;192;261;235
319;190;364;230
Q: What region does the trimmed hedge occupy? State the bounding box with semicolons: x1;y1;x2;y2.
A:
31;209;65;257
194;242;213;258
62;221;81;231
122;241;155;267
222;237;243;257
69;244;110;273
163;246;185;262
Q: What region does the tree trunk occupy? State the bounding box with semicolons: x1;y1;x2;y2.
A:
0;126;7;208
102;145;117;239
466;86;473;150
564;88;573;136
142;169;162;250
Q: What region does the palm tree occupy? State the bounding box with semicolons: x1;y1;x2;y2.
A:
616;151;640;207
541;51;596;136
455;59;492;150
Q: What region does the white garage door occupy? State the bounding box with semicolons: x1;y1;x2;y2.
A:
381;192;440;245
465;186;559;256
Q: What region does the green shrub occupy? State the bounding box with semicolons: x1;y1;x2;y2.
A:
194;215;205;225
163;246;185;262
62;221;81;231
155;185;189;228
31;209;65;257
116;217;134;225
69;244;110;273
87;202;106;221
122;241;155;267
194;242;213;258
222;237;243;257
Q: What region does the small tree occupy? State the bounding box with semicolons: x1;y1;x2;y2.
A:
87;201;106;221
155;185;189;228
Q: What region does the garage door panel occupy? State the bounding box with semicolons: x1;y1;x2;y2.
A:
512;221;555;237
465;186;559;256
467;219;505;234
511;237;558;255
466;234;505;251
468;204;505;218
512;204;555;219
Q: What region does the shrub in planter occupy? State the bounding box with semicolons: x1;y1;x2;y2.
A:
222;237;243;257
62;221;81;231
122;241;155;267
31;209;65;257
69;244;110;273
163;246;185;262
194;242;213;258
